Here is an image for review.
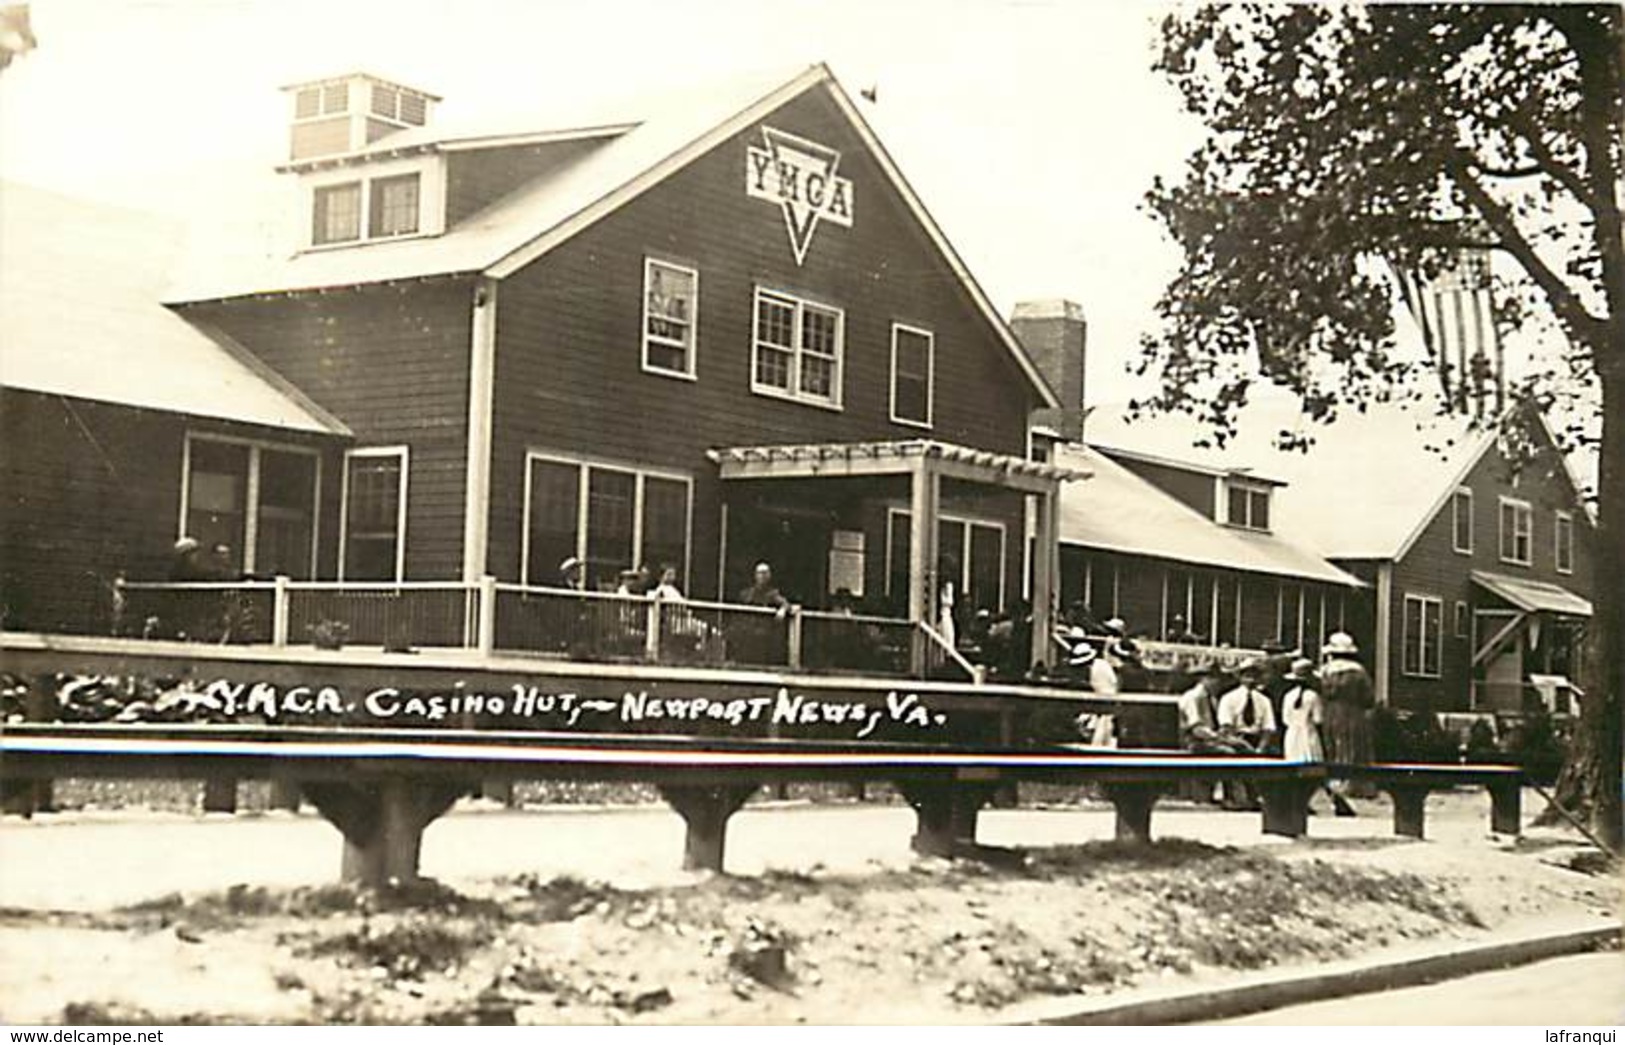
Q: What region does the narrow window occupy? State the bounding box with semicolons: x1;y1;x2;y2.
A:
524;459;581;586
1555;510;1574;574
255;449;318;579
342;449;407;581
313;182;362;245
890;324;934;428
642;259;698;378
185;440;251;575
1402;594;1443;678
1452;487;1473;554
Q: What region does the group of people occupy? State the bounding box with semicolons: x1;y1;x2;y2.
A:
1176;631;1375;813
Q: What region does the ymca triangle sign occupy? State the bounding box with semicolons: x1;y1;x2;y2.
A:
746;126;854;265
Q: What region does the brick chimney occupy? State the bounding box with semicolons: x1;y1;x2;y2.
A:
1011;299;1087;442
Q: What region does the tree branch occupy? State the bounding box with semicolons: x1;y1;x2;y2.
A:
1501;105;1598;210
1449;150;1606;344
1475;162;1544;179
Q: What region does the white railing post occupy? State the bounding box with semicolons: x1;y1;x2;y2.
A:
787;605;803;670
477;575;497;655
272;575;291;647
645;598;662;662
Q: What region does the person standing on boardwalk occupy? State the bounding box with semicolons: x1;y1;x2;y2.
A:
1320;631;1376;803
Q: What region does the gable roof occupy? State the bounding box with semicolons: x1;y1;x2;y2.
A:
0;182;348;436
1082;391;1495;562
1055;443;1364;587
166;63;1059;411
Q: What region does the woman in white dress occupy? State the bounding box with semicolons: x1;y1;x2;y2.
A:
1280;657;1325;762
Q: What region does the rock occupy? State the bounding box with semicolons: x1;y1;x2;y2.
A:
621;987;673;1014
174;924;204;944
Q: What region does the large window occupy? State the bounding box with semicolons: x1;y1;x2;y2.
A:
523;453;692;590
1402;593;1444;678
183;435;319;579
1499;496;1533;566
890;324;934;428
1452;487;1474;554
752;288;844;408
370;174;421;238
1555;510;1575;574
1225;480;1271;531
313;182;362;245
642;258;698;378
885;510;1005;614
342;448;407;581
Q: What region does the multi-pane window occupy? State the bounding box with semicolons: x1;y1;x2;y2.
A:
1402;594;1444;677
1452;487;1474;554
1499;497;1533;565
890;324;934;428
370;174;420;237
752;288;843;407
184;435;319;579
643;259;698;377
1555;510;1575;574
523;454;691;591
1226;481;1271;531
342;449;407;581
313;182;362;245
368;84;427;126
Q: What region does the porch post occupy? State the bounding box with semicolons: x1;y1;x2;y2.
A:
1030;483;1058;673
908;457;940;677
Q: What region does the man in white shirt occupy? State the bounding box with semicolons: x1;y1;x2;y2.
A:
1217;659;1279;754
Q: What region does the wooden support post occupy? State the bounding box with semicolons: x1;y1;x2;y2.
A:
1030;485;1058;673
1388;784;1430;840
907;461;939;677
268;779;302;812
896;779;996;858
657;783;757;873
1102;783;1162;845
1489;780;1522;836
271;575;291;646
3;676;56;816
304;779;467;887
1259;779;1315;838
201;777;238;814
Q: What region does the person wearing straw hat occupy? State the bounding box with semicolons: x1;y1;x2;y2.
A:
1321;631;1376;803
1281;657;1357;816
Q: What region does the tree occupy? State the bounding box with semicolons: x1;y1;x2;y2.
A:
1143;3;1622;849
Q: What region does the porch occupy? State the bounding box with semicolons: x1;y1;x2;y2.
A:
1468;569;1591;714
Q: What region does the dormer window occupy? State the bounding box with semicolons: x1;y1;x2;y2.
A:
370;174;421;237
313;182;362;244
309;170;427;247
1225;479;1271;531
295;83;350;120
370;84;427;126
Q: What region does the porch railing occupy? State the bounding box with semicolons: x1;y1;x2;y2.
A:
113;577;981;682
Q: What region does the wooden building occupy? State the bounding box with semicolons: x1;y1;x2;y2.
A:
7;66;1076;660
0;183;350;632
1085;398;1595;714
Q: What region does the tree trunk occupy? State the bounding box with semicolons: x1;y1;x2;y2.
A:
1548;366;1623;852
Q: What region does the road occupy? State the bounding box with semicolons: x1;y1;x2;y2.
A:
1217;953;1625;1026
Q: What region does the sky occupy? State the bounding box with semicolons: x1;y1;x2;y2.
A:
0;0;1197;408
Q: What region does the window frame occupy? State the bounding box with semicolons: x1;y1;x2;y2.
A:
1498;495;1534;566
179;431;322;580
369;172;422;239
640;257;700;381
888;322;935;429
1223;478;1272;532
883;507;1007;613
520;449;694;591
1452;486;1474;555
750;285;845;411
1401;592;1444;678
338;446;410;583
1454;599;1469;639
1554;509;1575;575
312;181;363;246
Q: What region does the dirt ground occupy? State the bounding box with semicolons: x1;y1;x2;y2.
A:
0;788;1617;1025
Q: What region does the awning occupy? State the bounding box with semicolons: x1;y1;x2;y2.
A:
1471;570;1593;618
706;439;1087;494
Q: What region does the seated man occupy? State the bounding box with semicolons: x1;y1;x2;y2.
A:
1177;662;1248;755
1215;658;1279;809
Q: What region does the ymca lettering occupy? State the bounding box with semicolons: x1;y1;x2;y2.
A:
746;126;853;265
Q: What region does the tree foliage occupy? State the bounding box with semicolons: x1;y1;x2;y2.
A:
1146;3;1622;847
